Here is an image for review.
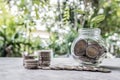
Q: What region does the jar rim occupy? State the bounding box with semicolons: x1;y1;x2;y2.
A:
79;28;101;32
78;28;101;35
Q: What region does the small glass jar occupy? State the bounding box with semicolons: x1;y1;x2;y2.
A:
71;28;107;66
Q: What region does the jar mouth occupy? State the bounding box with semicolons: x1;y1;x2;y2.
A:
79;28;101;32
78;28;101;36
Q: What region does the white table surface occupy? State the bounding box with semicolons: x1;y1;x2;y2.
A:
0;57;120;80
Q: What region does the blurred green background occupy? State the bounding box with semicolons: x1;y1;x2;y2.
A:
0;0;120;57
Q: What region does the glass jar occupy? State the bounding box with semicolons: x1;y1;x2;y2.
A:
71;28;107;66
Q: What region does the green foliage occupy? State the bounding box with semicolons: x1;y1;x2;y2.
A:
48;27;78;56
0;0;24;57
63;6;70;24
68;0;120;38
64;29;78;54
0;0;120;57
99;0;120;38
75;9;85;15
91;15;105;26
48;0;120;56
0;0;44;57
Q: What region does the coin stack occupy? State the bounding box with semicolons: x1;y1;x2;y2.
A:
38;50;51;67
23;55;38;69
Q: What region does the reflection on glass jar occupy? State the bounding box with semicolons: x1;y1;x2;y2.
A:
71;28;107;66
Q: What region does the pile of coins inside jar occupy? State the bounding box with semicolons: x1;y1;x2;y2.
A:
73;39;107;64
23;50;52;69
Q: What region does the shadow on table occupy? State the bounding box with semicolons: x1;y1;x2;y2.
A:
100;66;120;71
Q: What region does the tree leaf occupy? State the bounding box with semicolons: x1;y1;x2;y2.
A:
74;9;85;14
91;15;105;24
117;8;120;17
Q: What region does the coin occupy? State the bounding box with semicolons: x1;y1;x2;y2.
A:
86;45;99;59
74;39;88;56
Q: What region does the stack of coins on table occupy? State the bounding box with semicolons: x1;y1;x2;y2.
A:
38;50;52;67
23;55;38;69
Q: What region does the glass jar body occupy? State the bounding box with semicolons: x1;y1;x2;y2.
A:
71;28;106;66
